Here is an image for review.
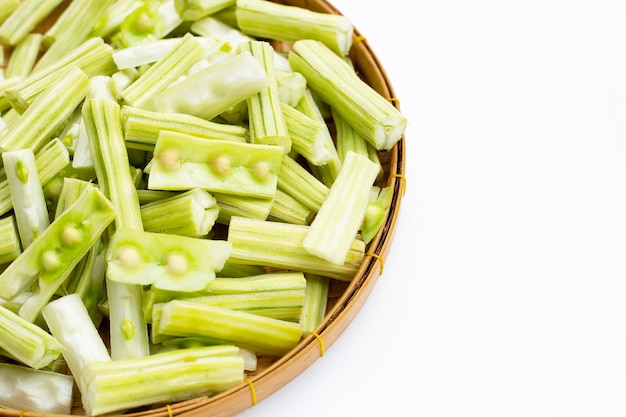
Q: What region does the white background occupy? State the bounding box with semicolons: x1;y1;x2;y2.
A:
242;1;626;416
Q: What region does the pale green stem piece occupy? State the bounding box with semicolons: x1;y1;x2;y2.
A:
267;188;314;226
0;0;65;46
295;89;341;187
121;33;205;109
333;107;382;178
157;271;307;299
303;151;380;265
5;37;116;113
158;299;303;356
82;345;245;416
121;105;247;152
35;0;116;71
5;33;43;79
82;98;150;360
152;287;304;323
0;66;91;153
0;304;61;369
0;0;19;25
361;185;394;245
112;0;183;48
0;216;21;264
2;149;50;249
235;0;353;56
83;98;143;231
149;272;307;320
148;130;284;198
300;274;329;334
227;216;364;281
281;102;333;166
141;188;219;237
277;154;329;212
0;363;74;414
42;294;111;396
213;192;273;225
289;39;407;150
239;40;290;153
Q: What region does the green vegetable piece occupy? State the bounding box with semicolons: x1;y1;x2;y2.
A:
5;37;116;113
0;0;19;25
295;89;341;187
149;272;307;323
0;304;61;369
235;0;353;56
0;216;21;265
149;130;284;198
281;102;334;166
83;98;144;231
333;107;382;179
82;345;245;416
267;188;314;226
300;273;329;334
303;151;380;265
3;149;50;250
361;185;394;244
152;287;304;323
289;39;407;150
107;227;232;292
158;300;303;356
141;188;219;237
227;216;364;281
239;40;291;153
277;154;329;212
35;0;116;71
0;66;91;153
5;33;42;79
0;0;64;46
0;187;116;322
213;192;273;225
121;105;247;152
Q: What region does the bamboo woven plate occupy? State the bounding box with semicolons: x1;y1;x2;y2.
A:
0;0;406;415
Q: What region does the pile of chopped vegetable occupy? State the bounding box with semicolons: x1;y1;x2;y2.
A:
0;0;407;415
